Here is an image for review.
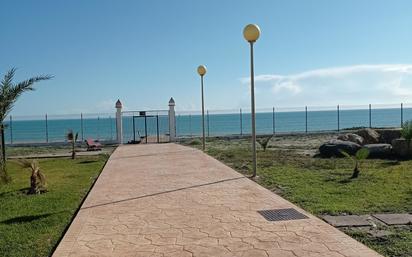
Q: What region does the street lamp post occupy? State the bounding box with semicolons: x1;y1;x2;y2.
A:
197;65;207;151
243;24;261;178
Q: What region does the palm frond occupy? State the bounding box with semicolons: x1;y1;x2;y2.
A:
0;69;53;122
355;148;369;160
17;159;39;170
339;150;351;158
66;130;74;141
37;170;47;186
0;68;16;88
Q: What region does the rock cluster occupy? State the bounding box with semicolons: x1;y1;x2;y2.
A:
319;128;403;158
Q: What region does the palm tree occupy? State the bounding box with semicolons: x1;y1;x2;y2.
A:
18;159;47;194
0;68;52;183
66;130;79;159
341;148;370;179
257;135;273;152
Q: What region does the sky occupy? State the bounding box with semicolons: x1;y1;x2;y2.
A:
1;0;412;116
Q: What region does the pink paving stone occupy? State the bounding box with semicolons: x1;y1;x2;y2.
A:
53;143;382;257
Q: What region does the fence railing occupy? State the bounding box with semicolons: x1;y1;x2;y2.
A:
3;103;411;144
175;103;410;137
3;113;116;144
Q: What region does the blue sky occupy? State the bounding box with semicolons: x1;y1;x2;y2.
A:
1;0;412;115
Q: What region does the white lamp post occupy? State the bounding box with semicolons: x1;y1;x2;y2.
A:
243;24;260;178
197;65;207;151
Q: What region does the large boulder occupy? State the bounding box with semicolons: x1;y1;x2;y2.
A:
362;144;392;158
391;139;412;158
377;129;401;144
319;139;361;157
355;128;380;144
337;133;364;145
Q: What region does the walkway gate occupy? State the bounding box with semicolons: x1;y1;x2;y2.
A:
122;110;170;144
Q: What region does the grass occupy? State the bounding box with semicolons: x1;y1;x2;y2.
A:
181;137;412;257
6;145;72;157
0;154;109;257
346;226;412;257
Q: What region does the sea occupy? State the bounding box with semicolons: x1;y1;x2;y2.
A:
2;107;410;144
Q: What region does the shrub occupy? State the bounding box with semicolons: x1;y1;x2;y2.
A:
257;135;273;151
340;148;369;179
401;120;412;142
18;159;47;194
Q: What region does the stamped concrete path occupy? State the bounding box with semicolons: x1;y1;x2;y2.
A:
53;144;381;257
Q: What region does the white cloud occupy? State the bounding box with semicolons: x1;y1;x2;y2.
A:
240;64;412;107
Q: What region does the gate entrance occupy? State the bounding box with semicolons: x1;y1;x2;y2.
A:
123;110;169;144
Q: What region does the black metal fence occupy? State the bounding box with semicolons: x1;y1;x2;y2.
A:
3;113;116;144
176;103;411;137
3;103;411;144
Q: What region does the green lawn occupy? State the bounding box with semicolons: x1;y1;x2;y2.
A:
182;137;412;257
0;155;109;257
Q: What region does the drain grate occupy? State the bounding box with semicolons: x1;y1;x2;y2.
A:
258;208;308;221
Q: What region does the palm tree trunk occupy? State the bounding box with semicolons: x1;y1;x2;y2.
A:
0;124;9;183
0;124;5;163
29;173;37;194
71;141;76;159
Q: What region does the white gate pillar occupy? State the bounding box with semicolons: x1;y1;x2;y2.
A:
168;97;176;141
115;99;123;144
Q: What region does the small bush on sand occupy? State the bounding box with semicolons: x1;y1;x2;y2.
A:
341;148;369;179
257;135;273;151
188;139;201;146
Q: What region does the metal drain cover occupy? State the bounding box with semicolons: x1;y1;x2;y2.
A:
258;208;308;221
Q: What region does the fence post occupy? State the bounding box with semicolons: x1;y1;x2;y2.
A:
176;115;180;137
156;115;160;143
401;103;403;127
80;113;84;141
240;108;243;135
206;110;210;137
189;114;192;137
9;116;13;144
337;105;340;132
110;116;113;140
115;99;123;144
305;106;308;133
45;114;49;143
132;113;136;142
369;104;372;128
168;98;176;141
144;115;148;143
272;107;275;135
97;116;100;140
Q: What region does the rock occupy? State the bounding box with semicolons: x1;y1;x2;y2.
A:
377;129;401;144
337;133;364;145
355;128;380;144
391;138;412;158
362;144;392;158
319;139;361;157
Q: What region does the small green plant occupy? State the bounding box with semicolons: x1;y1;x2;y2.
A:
188;139;201;146
340;148;369;179
257;135;273;151
66;130;79;159
401;120;412;140
18;159;47;194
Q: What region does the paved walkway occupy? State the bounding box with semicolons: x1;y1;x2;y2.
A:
53;144;381;257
